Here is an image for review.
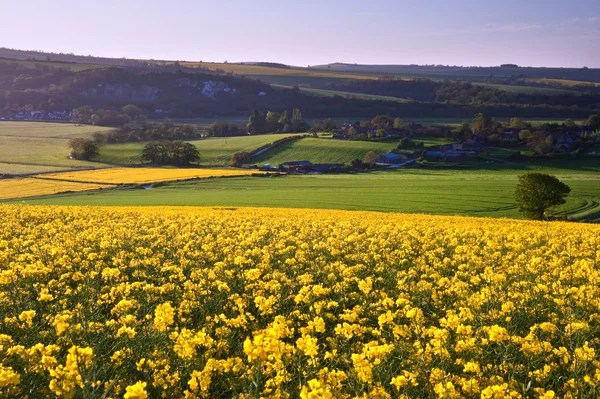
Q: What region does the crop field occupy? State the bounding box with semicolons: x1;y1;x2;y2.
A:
39;167;266;185
0;178;112;200
0;122;113;138
172;61;379;80
0;122;113;174
12;161;600;220
252;138;399;165
472;82;577;95
0;206;599;398
271;84;410;103
523;78;600;88
95;134;301;166
0;163;67;175
0;58;104;72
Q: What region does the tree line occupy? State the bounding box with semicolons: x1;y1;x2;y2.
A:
207;109;311;137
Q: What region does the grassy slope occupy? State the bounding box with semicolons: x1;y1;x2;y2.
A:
251;138;399;165
9;160;600;220
0;58;104;72
175;62;378;80
95;134;302;166
0;122;113;174
523;78;600;88
473;82;577;95
272;84;410;103
0;163;66;175
177;62;573;96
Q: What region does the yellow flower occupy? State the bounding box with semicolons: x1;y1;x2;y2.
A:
300;379;332;399
117;326;137;339
487;325;510;342
18;310;36;327
297;335;319;358
391;375;407;390
574;342;595;363
154;302;175;332
0;365;20;388
123;381;148;399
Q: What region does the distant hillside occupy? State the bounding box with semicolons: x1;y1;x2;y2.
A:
1;48;600;120
313;63;600;83
0;47;153;68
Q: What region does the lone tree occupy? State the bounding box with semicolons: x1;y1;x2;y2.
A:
68;138;99;160
586;114;600;130
363;151;378;166
231;151;251;167
515;173;571;220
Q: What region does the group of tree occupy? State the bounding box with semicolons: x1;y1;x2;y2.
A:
72;105;148;127
345;115;407;139
93;121;200;143
311;118;337;132
326;78;600;110
68;138;99;160
230;151;251;167
446;112;600;154
397;138;425;150
141;141;200;165
247;109;310;135
517;130;553;155
207;121;247;137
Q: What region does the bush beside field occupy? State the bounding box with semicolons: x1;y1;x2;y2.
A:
0;206;599;398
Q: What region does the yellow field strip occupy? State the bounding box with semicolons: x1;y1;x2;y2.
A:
0;178;114;200
36;167;269;185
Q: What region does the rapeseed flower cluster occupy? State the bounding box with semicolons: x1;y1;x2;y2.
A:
0;205;599;398
0;178;113;200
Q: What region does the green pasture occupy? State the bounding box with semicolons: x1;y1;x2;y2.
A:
251;138;399;165
472;82;577;95
0;122;113;174
95;133;302;166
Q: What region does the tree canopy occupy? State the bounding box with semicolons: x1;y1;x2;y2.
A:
141;141;200;166
68;138;99;160
514;173;571;220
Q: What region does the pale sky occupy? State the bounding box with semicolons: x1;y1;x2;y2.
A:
2;0;600;67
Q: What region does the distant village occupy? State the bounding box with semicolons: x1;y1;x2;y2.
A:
260;114;599;174
331;116;599;164
0;110;72;121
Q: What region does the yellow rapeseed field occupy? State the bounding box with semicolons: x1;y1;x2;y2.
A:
0;178;112;200
0;206;599;398
38;167;266;185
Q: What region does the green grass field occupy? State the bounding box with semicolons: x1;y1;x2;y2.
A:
172;62;379;80
523;78;600;88
95;133;302;166
473;82;577;95
0;58;104;72
251;138;399;165
272;84;410;103
7;160;600;220
0;122;113;174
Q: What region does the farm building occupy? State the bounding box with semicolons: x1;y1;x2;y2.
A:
279;161;312;172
